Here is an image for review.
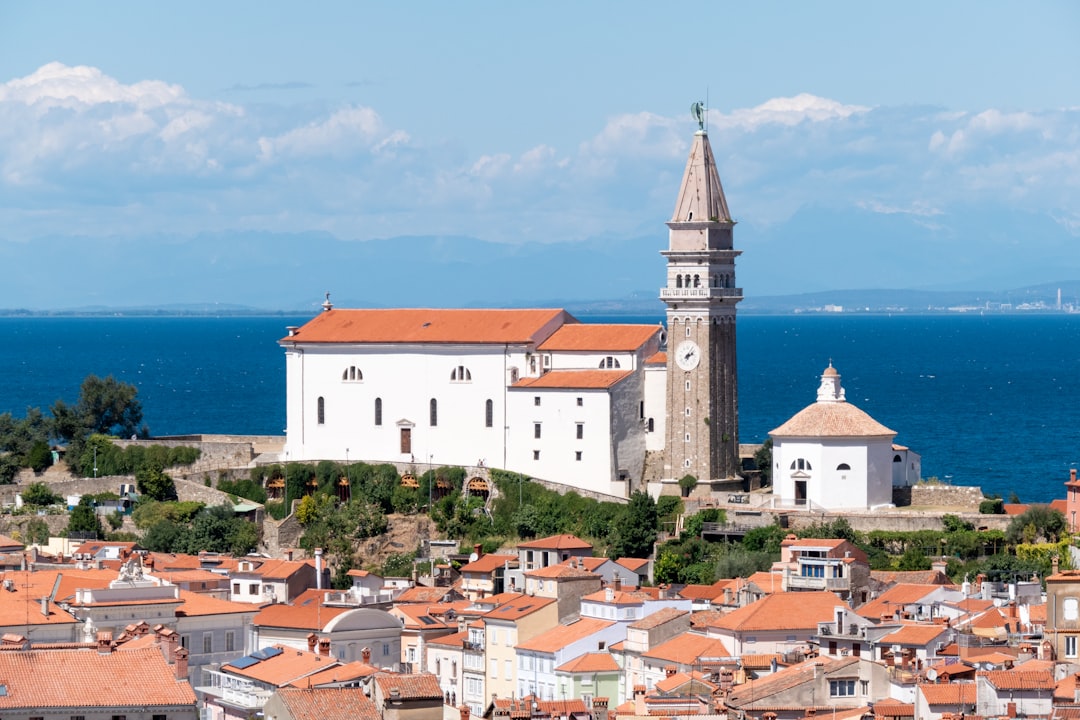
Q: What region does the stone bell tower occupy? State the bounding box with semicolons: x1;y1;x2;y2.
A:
662;107;742;486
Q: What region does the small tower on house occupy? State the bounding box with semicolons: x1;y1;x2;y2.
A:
662;104;742;487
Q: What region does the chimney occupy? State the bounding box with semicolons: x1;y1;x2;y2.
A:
175;646;189;681
29;546;38;564
459;706;471;720
362;646;372;664
315;548;324;590
1072;468;1078;483
591;697;609;720
39;596;48;616
633;685;646;717
474;543;483;559
307;632;318;653
144;555;154;570
665;665;677;678
613;575;622;592
159;628;178;664
1053;555;1061;575
96;630;113;653
318;637;331;657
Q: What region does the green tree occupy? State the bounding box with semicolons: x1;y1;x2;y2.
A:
67;496;103;539
1006;505;1066;545
23;517;51;545
678;475;698;498
897;544;930;571
609;492;658;559
742;523;787;555
21;481;62;507
753;439;773;485
26;441;53;472
136;465;177;501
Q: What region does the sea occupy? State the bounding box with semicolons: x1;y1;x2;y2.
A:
1;314;1078;504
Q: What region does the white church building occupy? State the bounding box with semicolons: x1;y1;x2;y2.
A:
769;364;921;511
280;307;666;498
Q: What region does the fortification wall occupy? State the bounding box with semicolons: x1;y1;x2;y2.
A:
908;483;985;511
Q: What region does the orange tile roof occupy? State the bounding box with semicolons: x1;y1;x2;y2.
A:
744;571;783;593
655;669;717;694
643;632;731;663
872;700;914;717
918;682;977;706
460;553;516;574
224;644;338;685
254;597;352;631
283;308;571;345
629;607;688;630
877;623;950;646
391;604;453;630
176;589;259;617
615;557;649;572
679;584;725;601
395;586;457;603
537;324;659;352
556;651;620;673
517;618;614;653
858;583;943;619
483;594;556;623
526;564;597;579
274;686;380;720
373;672;443;699
0;535;23;549
690;609;727;629
978;669;1055;690
0;569;114;627
582;588;652;604
708;591;846;633
0;646;196;709
512;369;632;390
288;660;379;687
727;657;858;706
645;351;666;365
251;558;314;580
428;630;467;648
770;400;895;438
870;569;952;586
518;533;593;550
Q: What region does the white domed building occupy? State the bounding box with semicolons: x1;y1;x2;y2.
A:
769;364;918;511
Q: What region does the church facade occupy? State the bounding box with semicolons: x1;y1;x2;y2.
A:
280;123;742;499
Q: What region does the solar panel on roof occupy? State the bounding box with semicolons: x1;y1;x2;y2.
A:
419;616;438;625
251;649;269;660
229;656;259;669
262;646;283;658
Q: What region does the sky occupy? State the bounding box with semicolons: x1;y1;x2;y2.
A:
1;2;1079;309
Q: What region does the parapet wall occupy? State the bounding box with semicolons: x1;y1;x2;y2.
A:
908;483;986;511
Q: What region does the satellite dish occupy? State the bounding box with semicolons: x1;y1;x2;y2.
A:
926;668;938;682
469;552;479;562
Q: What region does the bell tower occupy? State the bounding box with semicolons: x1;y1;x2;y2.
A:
662;104;742;486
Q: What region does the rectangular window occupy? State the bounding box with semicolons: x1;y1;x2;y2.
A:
203;633;212;654
375;398;383;426
505;659;511;677
226;631;235;652
534;396;541;406
576;423;583;439
317;396;325;424
232;583;239;594
577;397;583;406
382;643;390;657
490;658;498;678
575;451;582;461
71;716;86;720
249;583;258;594
1067;635;1078;658
533;450;540;461
430;398;438;426
860;680;869;695
829;680;856;697
534;423;542;439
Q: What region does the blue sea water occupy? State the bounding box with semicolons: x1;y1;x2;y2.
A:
1;314;1077;503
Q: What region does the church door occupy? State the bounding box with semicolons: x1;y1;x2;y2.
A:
795;480;807;506
400;428;412;454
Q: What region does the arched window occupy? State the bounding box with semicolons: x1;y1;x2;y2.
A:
598;356;621;369
450;365;473;382
684;274;691;288
342;366;363;381
430;398;438;427
893;454;903;462
485;399;493;428
693;275;700;288
836;463;851;471
375;398;382;426
676;275;683;288
789;458;811;471
317;397;325;425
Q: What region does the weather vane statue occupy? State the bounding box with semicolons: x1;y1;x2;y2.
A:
691;101;706;131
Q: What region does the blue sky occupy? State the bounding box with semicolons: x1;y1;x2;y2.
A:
1;2;1079;308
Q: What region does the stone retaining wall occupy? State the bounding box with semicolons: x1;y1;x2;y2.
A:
908;483;986;511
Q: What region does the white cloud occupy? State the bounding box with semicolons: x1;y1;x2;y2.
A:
713;93;870;131
257;106;390;161
0;62;185;109
857;199;943;217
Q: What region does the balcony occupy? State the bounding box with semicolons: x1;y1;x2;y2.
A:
659;287;743;301
786;575;851;592
463;640;484;653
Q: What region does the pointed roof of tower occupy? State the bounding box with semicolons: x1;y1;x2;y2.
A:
670;131;731;224
769;365;895;438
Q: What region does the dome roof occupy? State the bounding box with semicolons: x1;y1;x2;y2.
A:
324;608;401;633
769;400;895;438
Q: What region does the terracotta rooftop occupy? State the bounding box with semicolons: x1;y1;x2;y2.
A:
223;644;338;686
428;630;467;648
253;594;352;631
518;533;593;550
556;651;620;673
525;563;597;579
282;308;571;345
770;400;895;438
870;569;952;586
0;646;196;709
537;323;659;352
176;589;260;617
978;669;1056;691
628;607;688;630
460;553;516;574
858;583;944;619
287;659;379;687
483;594;556;623
918;682;977;706
395;585;457;604
645;351;666;365
517;617;614;653
655;669;717;694
727;657;859;708
373;672;443;700
273;687;380;720
643;631;731;664
512;369;632;390
615;557;650;572
877;623;950;646
708;591;845;632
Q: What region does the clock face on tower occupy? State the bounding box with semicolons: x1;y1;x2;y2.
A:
675;340;701;371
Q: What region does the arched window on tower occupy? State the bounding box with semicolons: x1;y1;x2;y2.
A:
485;399;493;428
711;274;717;287
693;275;700;288
676;275;683;288
374;398;382;426
317;397;325;425
893;454;903;463
684;274;691;288
430;398;438;427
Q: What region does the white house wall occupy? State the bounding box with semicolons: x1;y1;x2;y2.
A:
775;438;894;510
644;365;666;452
